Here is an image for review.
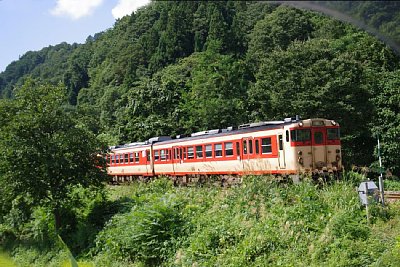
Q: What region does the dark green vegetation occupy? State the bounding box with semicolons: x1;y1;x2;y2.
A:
0;1;400;175
1;1;400;266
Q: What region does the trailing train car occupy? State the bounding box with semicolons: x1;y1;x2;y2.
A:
107;117;342;182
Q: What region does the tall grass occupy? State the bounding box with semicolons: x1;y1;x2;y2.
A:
2;173;400;266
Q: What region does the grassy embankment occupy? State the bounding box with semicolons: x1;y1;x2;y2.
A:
4;172;400;266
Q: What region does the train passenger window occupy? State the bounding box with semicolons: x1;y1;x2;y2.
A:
180;148;183;159
205;144;212;158
167;150;170;160
243;140;247;154
314;132;324;144
286;130;289;142
129;153;134;163
291;129;311;142
146;150;150;162
124;154;129;163
261;138;272;154
154;150;159;161
249;140;253;154
225;142;233;156
116;155;120;164
215;144;223;157
327;128;340;140
236;142;240;156
111;155;115;165
188;147;194;159
135;152;140;163
174;148;179;159
196;145;203;158
183;148;187;159
160;150;166;161
255;140;260;154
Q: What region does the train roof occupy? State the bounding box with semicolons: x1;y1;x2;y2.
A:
110;117;339;151
111;116;319;151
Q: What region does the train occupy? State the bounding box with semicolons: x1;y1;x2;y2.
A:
106;117;342;183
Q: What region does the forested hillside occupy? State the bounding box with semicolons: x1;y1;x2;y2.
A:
1;1;400;175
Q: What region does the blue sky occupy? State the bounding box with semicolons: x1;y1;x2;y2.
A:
0;0;150;72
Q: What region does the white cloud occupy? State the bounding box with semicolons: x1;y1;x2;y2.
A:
112;0;150;19
51;0;104;20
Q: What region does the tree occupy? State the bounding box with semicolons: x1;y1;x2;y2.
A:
248;37;376;167
247;5;313;70
372;70;400;176
0;79;108;231
180;42;250;132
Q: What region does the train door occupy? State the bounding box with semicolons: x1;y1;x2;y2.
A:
278;133;286;168
172;146;181;175
149;145;155;176
311;127;327;169
241;137;253;172
143;150;149;175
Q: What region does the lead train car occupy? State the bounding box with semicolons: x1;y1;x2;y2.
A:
107;118;342;182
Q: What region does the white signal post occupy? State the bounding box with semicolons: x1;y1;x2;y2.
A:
377;135;385;207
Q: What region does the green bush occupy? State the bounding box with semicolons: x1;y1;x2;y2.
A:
4;174;400;266
93;194;187;266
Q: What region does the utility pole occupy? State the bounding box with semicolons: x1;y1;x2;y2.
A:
377;134;385;207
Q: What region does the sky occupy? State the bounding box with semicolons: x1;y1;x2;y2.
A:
0;0;151;72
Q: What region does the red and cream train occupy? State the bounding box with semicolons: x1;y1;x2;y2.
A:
107;117;342;182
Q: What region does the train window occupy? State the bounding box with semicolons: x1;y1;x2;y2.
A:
160;150;166;161
183;148;187;159
243;140;247;154
279;135;283;150
135;152;140;163
236;142;240;156
196;145;203;158
291;129;311;142
174;148;179;159
225;142;233;156
327;128;340;140
111;155;115;165
116;155;120;164
147;150;150;161
215;143;223;157
255;140;260;154
180;148;183;159
261;138;272;154
154;150;159;161
124;154;129;163
314;132;324;144
249;140;253;154
167;149;171;160
188;147;194;159
205;144;212;158
286;130;289;142
129;153;134;163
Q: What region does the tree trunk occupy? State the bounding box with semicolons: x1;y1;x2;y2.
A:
54;208;62;233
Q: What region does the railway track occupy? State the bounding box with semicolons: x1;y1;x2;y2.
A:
384;191;400;202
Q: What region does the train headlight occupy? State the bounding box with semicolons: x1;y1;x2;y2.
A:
298;151;302;155
298;157;304;165
331;120;337;126
299;122;303;127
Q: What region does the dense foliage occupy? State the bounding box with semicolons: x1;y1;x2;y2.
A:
0;1;399;174
0;79;108;235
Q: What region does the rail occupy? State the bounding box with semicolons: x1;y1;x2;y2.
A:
384;191;400;201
